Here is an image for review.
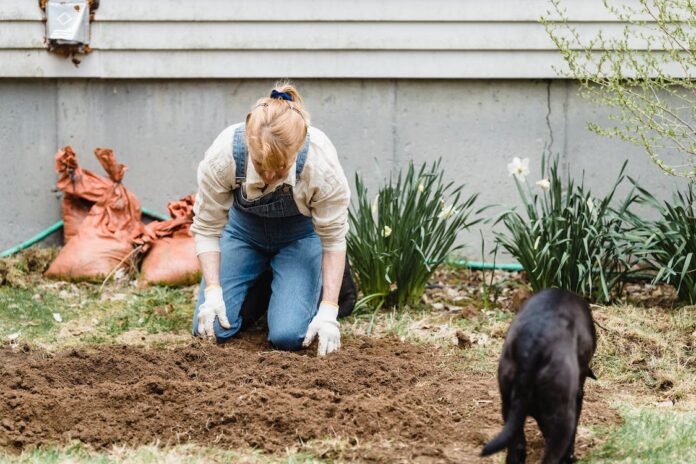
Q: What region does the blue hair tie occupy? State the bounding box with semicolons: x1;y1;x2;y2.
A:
270;89;293;101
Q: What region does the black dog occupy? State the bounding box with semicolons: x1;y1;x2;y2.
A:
481;288;597;463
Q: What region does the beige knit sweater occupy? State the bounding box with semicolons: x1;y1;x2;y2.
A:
190;123;351;255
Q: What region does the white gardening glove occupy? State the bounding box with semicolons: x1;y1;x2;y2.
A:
196;285;231;338
302;302;340;356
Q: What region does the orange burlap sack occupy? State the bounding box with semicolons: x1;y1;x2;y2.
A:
54;146;113;243
136;195;200;286
46;148;144;281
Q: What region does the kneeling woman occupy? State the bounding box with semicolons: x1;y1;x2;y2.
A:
190;82;350;356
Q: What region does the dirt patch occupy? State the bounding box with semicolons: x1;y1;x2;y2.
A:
0;335;618;463
621;282;679;308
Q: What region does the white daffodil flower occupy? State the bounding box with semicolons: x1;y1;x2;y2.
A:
438;204;459;220
382;225;392;237
586;197;595;213
536;179;551;191
371;194;379;215
507;157;530;180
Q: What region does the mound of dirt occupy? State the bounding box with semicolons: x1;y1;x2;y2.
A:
0;335;618;463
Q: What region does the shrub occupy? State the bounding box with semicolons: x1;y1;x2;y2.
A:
347;160;481;309
630;184;696;304
494;156;639;302
545;0;696;180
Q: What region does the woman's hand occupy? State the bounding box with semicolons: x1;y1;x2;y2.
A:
302;302;340;356
196;251;230;338
196;286;231;338
301;249;345;356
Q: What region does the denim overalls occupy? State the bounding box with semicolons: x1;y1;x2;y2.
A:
192;125;323;350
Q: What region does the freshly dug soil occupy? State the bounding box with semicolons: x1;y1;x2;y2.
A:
0;334;618;463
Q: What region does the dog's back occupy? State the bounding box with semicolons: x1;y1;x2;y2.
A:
481;289;596;464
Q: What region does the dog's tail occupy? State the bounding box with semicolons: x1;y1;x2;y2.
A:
480;371;533;457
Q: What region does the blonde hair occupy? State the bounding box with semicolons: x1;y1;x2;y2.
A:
245;81;310;172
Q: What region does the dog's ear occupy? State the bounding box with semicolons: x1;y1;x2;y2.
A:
588;368;598;380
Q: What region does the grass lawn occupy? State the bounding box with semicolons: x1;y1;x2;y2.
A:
1;249;694;463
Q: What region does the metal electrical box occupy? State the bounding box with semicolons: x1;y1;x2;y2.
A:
46;0;91;45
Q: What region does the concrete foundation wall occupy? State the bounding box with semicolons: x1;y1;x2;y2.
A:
0;79;687;259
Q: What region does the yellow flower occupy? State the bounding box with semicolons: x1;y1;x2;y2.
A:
418;183;425;193
382;225;392;237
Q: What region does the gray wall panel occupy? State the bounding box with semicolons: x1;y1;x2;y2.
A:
0;80;61;249
0;78;688;259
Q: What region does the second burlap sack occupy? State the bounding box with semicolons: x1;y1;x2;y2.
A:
137;194;200;287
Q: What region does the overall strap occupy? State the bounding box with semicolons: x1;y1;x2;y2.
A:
295;132;311;179
234;125;311;182
232;126;247;186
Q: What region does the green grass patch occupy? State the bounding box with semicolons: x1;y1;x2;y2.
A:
102;286;195;336
591;304;696;398
0;286;78;343
0;442;326;464
346;304;454;345
448;307;510;372
0;275;196;348
584;406;696;463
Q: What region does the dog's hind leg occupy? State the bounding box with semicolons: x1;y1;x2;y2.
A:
538;407;576;464
560;383;587;463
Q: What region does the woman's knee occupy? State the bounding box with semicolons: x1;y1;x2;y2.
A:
213;318;242;343
268;326;305;351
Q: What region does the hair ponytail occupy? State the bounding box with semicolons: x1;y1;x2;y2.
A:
245;80;311;172
266;80;310;124
272;81;303;106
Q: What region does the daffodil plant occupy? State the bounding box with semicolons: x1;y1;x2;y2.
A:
627;183;696;304
348;160;481;309
495;155;640;302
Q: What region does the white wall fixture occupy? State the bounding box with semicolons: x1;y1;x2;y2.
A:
46;0;90;45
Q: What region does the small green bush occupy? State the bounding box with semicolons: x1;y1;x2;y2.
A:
630;183;696;304
347;160;481;309
494;156;638;302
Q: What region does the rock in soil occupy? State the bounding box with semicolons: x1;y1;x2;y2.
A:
455;330;473;349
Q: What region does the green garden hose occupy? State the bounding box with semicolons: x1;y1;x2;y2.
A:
1;215;524;271
0;218;653;281
447;259;524;271
0;208;169;258
140;207;171;221
0;221;65;258
1;226;524;275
